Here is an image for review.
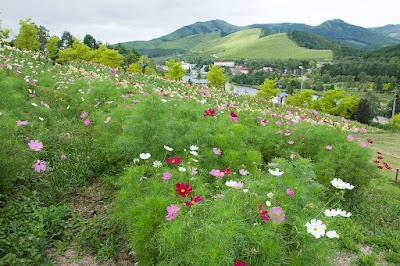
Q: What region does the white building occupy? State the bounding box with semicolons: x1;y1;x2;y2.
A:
214;61;235;67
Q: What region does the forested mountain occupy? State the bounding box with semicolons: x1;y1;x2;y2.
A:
370;24;400;40
309;19;399;49
117;19;400;58
287;31;363;58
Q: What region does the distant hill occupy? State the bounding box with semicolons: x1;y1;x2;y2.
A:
287;31;364;58
195;29;332;60
363;43;400;58
116;19;400;59
370;24;400;41
309;19;399;49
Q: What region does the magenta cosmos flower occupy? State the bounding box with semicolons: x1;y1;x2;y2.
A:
28;140;43;151
258;203;269;222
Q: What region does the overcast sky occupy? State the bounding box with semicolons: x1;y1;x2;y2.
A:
1;0;399;44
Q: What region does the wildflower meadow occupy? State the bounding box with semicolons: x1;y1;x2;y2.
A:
1;45;400;265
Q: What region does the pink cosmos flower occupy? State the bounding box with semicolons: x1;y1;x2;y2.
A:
276;121;282;127
80;111;88;118
40;101;50;108
95;101;102;107
32;160;46;173
28;140;43;151
290;153;296;159
212;148;221;155
61;153;67;160
311;109;318;116
210;169;225;178
104;117;111;123
268;206;285;224
234;259;247;266
162;172;172;181
286;188;294;197
288;140;294;145
110;68;116;75
17;120;28;126
359;141;367;148
260;119;267;126
165;204;180;221
347;135;354;141
239;169;248;176
84;118;90;126
360;127;367;133
326;145;332;150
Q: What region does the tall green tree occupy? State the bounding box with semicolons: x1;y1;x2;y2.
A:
352;98;374;124
59;31;73;50
256;78;280;100
35;24;49;52
207;64;227;88
46;35;60;61
14;18;40;51
165;58;185;81
0;19;11;44
312;89;359;118
83;34;99;49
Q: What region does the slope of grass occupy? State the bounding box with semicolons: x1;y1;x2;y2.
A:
197;29;333;60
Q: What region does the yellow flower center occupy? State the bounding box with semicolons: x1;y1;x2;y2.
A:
313;227;318;231
181;189;185;193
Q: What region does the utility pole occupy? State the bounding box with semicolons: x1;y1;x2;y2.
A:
299;66;304;91
392;92;397;124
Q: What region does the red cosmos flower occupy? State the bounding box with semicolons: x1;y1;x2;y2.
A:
258;203;269;222
234;259;247;266
175;183;192;198
367;139;373;144
165;157;182;164
373;160;380;164
377;165;383;169
126;91;133;95
377;155;384;160
377;151;382;155
221;167;232;175
184;195;204;206
230;111;238;122
384;163;392;170
203;108;216;117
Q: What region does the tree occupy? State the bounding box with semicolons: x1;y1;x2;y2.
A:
59;31;73;50
83;34;99;49
46;35;60;61
256;78;280;100
96;45;124;67
352;98;374;124
312;89;359;118
14;18;40;51
35;24;49;52
394;113;400;129
0;19;11;44
127;56;155;75
165;58;185;81
286;89;314;108
207;64;227;88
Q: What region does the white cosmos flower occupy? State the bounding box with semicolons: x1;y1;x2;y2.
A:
305;219;326;239
268;168;284;176
225;180;237;188
38;117;44;121
324;209;339;217
178;167;186;172
266;200;272;207
190;145;199;151
189;150;198;156
267;192;274;198
339;210;352;218
31;102;38;107
153;160;162;168
331;178;354;190
139;153;151;160
164;145;174;151
326;230;340;239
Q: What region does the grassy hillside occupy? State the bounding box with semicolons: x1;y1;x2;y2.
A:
197;29;333;60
